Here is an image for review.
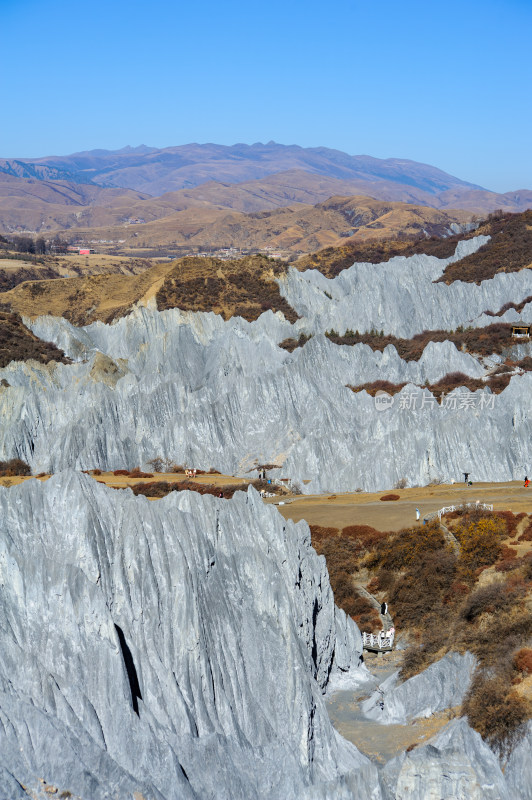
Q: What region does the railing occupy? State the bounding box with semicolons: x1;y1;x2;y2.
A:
273;478;295;492
437;502;493;520
362;629;395;651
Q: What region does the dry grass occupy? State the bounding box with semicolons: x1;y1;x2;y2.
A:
0;260;174;324
295;232;465;278
316;506;532;754
156;254;298;323
129;476;282;500
348;369;519;400
0;311;70;368
0;458;31;477
330;323;517;360
310;524;383;630
437;210;532;284
463;674;531;756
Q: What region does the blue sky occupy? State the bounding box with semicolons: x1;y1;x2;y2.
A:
1;0;531;192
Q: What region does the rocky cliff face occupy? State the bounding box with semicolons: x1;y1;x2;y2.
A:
361;652;477;726
381;718;511;800
0;234;530;488
3;474;529;799
279;236;532;337
0;473;378;799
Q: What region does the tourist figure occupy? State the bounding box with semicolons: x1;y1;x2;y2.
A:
463;472;470;484
525;476;530;488
416;507;420;521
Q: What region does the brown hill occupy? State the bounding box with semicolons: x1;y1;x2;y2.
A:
156;255;298;321
1;164;531;240
0;252;154;294
437;210;532;283
436;188;532;215
0;260;175;325
296;209;532;283
48;196;475;256
0;311;69;368
0;174;151;232
0;255;298;325
0;169;479;236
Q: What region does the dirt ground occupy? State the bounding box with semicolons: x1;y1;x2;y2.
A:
325;647;458;763
0;471;250;490
270;481;532;532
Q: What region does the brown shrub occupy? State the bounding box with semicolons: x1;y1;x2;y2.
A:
296;234;462;279
331;573;381;629
401;644;431;679
372;567;396;593
380;494;400;501
455;517;506;580
391;550;457;629
348;380;406;397
279;333;311;352
495;557;523;573
461;584;507;622
329;322;517;362
309;525;340;546
515;648;532;675
156;255;299;323
499;544;518;561
463;673;531;756
438;210;532;284
0;311;70;369
92;468;102;475
367;523;445;573
314;536;362;576
129;467;154;478
485;295;532;317
130;480;245;499
518;519;532;542
0;458;31;477
514;648;532;675
443;580;470;605
341;524;388;548
113;469;130;476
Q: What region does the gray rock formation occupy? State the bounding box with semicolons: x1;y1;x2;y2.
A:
279;236;532;337
361;652;477;725
380;718;510;800
0;234;530;490
503;721;532;800
1;306;530;490
0;472;379;800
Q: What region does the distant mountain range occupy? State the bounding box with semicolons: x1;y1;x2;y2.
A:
0;142;484;195
0;142;531;240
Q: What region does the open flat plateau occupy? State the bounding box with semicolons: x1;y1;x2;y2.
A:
272;481;532;531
